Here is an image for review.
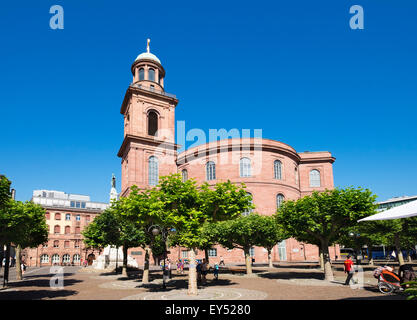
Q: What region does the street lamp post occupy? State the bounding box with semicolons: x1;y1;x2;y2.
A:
349;232;361;265
148;225;176;290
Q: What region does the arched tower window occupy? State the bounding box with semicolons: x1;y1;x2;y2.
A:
206;161;216;181
309;169;321;187
181;169;188;182
276;194;285;210
148;111;158;136
148;68;155;82
242;192;253;216
274;160;282;180
149;156;159;186
240;157;251;177
139;68;145;80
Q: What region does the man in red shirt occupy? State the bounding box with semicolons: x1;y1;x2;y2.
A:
344;255;355;285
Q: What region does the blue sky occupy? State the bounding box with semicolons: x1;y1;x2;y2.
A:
0;0;416;203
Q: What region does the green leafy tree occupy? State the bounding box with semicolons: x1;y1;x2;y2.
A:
0;198;48;280
276;187;377;281
116;186;163;282
153;174;253;294
198;181;253;261
212;213;275;275
154;174;203;295
338;221;391;265
0;175;12;285
13;201;49;280
82;205;146;276
379;218;417;265
256;216;285;268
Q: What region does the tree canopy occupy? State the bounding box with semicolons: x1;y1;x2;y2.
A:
276;187;377;280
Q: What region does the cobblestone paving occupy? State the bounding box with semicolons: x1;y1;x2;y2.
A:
121;287;268;300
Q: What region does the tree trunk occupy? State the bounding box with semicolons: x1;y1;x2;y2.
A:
321;241;334;281
15;245;22;280
244;248;253;275
142;246;151;283
319;247;324;270
394;234;405;266
267;248;273;268
115;246;119;273
188;248;198;296
302;243;307;261
122;245;128;277
204;248;209;263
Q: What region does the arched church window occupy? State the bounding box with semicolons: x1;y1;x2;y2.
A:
139;68;145;80
149;156;159;186
276;194;285;210
274;160;282;180
309;169;321;187
148;68;155;82
240;157;251;177
148;111;158;136
206;161;216;181
242;192;253;216
181;169;188;182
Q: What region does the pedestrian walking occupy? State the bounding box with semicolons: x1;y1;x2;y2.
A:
213;263;219;280
21;262;26;275
219;256;225;266
176;259;180;274
167;259;172;279
344;255;355;285
201;259;209;285
196;260;202;283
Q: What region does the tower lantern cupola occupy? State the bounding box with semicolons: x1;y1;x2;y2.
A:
131;39;165;91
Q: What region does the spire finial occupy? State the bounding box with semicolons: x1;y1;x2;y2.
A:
147;38;150;53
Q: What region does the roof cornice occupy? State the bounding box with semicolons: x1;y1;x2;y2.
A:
117;134;180;158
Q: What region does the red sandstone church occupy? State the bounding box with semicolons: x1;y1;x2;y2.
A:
25;42;339;267
118;41;339;265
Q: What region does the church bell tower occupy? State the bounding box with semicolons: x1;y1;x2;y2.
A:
118;40;179;196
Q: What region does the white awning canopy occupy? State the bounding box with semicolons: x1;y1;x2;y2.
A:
358;199;417;222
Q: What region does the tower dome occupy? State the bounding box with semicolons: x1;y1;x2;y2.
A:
131;39;165;91
135;52;161;65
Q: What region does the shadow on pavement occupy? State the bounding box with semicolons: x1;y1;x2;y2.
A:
3;276;82;289
141;278;237;292
0;289;78;300
258;271;325;280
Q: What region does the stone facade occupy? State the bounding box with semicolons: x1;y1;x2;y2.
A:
24;192;107;267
